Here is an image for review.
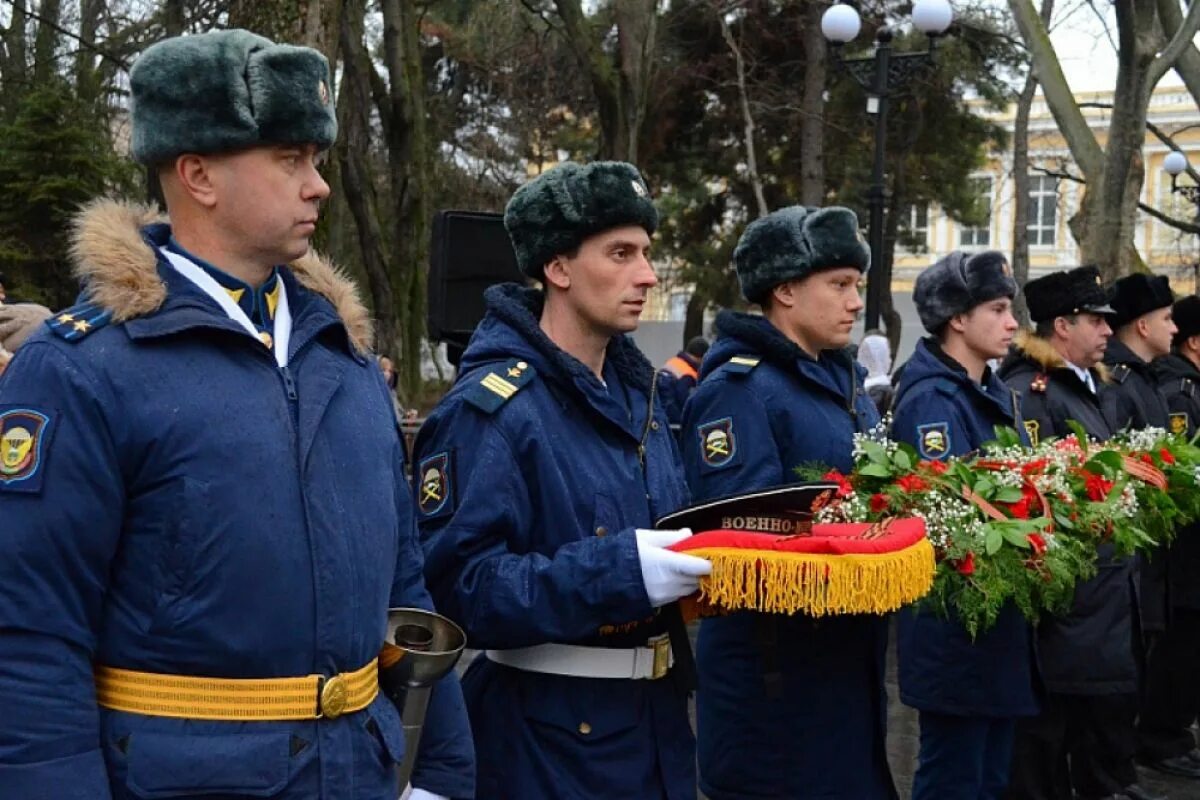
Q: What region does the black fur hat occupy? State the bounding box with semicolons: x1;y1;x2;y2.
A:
1108;273;1174;329
732;205;870;304
913;250;1016;333
130;29;337;165
1024;265;1115;323
1173;295;1200;348
503;161;657;280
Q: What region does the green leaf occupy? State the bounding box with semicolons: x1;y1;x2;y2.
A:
860;440;889;465
991;426;1021;448
859;464;892;478
893;449;913;471
985;527;1003;555
974;478;996;498
994;486;1025;504
1066;420;1090;453
1086;450;1124;472
1000;526;1032;549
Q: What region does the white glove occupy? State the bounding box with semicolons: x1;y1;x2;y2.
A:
405;788;449;800
635;528;711;607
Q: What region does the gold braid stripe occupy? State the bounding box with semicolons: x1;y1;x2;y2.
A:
95;658;378;721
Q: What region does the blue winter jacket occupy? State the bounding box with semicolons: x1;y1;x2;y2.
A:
0;202;473;800
891;338;1039;718
679;310;896;800
414;284;695;800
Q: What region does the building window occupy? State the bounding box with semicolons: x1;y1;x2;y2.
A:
901;204;929;251
960;178;992;247
1028;175;1058;246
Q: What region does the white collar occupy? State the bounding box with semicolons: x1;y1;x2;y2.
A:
1065;360;1095;392
159;247;292;368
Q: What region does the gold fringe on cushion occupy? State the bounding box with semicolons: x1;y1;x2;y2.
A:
682;538;936;618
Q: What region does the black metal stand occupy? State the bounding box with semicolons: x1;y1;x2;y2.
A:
833;29;939;331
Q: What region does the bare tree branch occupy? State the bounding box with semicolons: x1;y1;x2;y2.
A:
716;3;767;218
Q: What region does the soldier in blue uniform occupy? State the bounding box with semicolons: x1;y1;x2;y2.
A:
0;30;472;800
680;206;895;800
413;161;709;800
891;251;1037;800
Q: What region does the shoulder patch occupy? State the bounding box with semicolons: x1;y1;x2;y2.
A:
1030;373;1048;394
697;417;739;471
917;421;951;461
1170;412;1190;437
0;407;56;494
723;356;761;377
45;303;112;342
1110;364;1131;385
463;359;536;414
416;451;454;518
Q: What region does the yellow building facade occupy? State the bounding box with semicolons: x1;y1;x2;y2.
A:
893;85;1200;292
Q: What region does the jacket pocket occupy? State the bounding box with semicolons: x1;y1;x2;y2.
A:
364;695;406;765
125;730;291;798
149;477;210;634
520;674;642;743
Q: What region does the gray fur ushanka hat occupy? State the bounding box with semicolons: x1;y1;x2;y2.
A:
913;250;1017;333
732;206;870;304
130;29;337;165
503;161;658;280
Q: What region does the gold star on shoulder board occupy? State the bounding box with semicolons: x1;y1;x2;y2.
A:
57;313;75;324
72;320;90;333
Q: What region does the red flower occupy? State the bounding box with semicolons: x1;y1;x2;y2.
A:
1139;453;1154;465
1160;448;1176;465
824;470;854;498
869;493;889;513
955;552;976;576
1027;532;1048;556
1055;436;1082;453
895;474;930;493
1021;458;1049;476
1084;472;1114;502
1010;496;1033;520
920;460;948;475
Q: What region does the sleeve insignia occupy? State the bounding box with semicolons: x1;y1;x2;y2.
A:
1170;412;1190;436
416;451;454;518
45;303;112;342
917;422;950;461
0;407;54;493
464;359;536;414
723;356;761;377
1023;419;1040;447
697;417;737;470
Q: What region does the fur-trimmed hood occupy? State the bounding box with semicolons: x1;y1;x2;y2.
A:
70;199;373;353
1002;329;1110;382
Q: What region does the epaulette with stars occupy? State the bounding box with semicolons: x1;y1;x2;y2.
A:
1030;373;1049;394
45;303;113;342
464;358;537;414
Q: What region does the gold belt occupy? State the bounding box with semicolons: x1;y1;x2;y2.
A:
95;658;378;721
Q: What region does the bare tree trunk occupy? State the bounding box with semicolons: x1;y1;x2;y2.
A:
553;0;658;162
798;0;826;206
32;0;62;82
684;292;707;344
74;0;103;101
163;0;185;36
228;0;341;60
337;0;399;361
5;0;28;84
1011;0;1053;326
380;0;431;391
717;8;767;218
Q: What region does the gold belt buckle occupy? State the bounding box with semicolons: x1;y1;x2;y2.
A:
318;674;349;719
648;634;671;680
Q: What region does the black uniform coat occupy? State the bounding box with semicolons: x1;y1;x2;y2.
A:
998;332;1139;695
1153;353;1200;611
1104;338;1172;632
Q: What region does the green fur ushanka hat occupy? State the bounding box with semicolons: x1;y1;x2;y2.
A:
130;29;337;165
733;205;871;304
503;161;658;280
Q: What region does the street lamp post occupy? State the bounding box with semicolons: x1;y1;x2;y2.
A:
1163;150;1200;292
821;0;954;331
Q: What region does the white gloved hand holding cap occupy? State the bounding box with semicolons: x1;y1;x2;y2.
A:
635;528;711;607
